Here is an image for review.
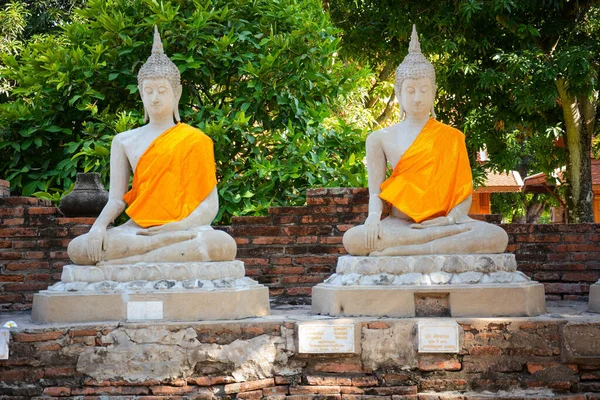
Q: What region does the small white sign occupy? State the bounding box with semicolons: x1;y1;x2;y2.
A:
298;323;355;354
0;330;10;360
418;321;459;353
127;301;164;321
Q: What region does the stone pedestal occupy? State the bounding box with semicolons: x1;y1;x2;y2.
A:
32;261;270;323
588;282;600;313
312;255;546;318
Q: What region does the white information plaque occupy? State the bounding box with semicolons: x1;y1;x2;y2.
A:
0;330;9;360
298;323;355;354
127;301;164;321
418;321;460;353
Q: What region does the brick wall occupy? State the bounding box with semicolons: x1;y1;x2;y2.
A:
1;318;600;399
0;196;94;310
1;186;600;310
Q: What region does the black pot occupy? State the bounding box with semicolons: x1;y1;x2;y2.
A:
59;173;108;217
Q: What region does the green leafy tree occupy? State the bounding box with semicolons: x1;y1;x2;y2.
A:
0;0;368;222
328;0;600;222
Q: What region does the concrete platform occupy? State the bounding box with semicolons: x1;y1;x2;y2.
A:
312;282;546;317
31;285;270;323
589;282;600;313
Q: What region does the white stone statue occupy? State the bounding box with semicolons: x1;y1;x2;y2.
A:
67;26;236;266
342;25;508;256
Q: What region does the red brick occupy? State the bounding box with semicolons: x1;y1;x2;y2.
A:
69;329;98;337
4;282;49;291
0;274;24;282
24;251;45;258
56;217;96;225
340;386;365;394
306;376;352;386
224;378;275;394
367;322;390;329
266;266;305;275
562;272;599;282
237;389;263;399
556;244;599;252
6;261;49;271
235;237;250;245
297;236;319;244
289;385;341;394
25;273;51;281
526;361;560;374
252;236;295;245
351;376;378;387
286;287;312;296
314;361;363;373
275;376;293;385
0;293;22;303
0;251;21;260
468;345;502;357
237;326;263;336
383;373;410;385
43;387;71;397
14;331;64;342
44;366;77;377
28;207;58;215
39;343;62;351
263;386;289;396
0;368;43;381
231;215;273;225
3;218;24;225
371;386;417;395
150;386;193;395
418;356;461;371
271;257;292;265
0;207;24;217
72;386;149;395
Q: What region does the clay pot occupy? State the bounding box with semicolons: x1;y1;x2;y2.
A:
59;173;108;217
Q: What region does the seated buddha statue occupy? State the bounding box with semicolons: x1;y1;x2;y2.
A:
343;25;508;256
67;27;236;265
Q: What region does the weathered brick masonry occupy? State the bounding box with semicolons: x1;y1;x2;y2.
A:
1;186;600;310
1;317;600;399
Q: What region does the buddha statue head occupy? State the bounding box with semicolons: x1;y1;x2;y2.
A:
138;26;182;122
394;25;436;120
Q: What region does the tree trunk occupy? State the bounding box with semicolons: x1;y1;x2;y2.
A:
555;78;597;223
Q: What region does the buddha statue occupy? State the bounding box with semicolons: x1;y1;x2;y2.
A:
312;26;545;318
67;27;236;266
342;25;508;256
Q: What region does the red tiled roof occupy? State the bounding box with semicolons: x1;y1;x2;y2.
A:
475;170;523;193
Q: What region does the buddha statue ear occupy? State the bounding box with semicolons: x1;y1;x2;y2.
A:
173;84;182;122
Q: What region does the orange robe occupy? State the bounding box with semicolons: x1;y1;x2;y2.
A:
123;123;217;228
379;118;473;223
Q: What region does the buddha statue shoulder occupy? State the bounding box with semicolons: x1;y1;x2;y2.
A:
343;25;508;256
67;27;236;265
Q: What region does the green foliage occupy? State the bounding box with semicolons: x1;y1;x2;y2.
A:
328;0;600;201
0;0;368;223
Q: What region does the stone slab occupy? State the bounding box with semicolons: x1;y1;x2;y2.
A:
588;282;600;313
562;321;600;364
312;282;546;317
32;285;270;323
297;320;361;354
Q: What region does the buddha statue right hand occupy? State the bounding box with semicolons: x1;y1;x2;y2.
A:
364;213;383;249
87;226;108;263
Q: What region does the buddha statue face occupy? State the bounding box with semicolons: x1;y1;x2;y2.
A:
138;26;182;122
140;78;177;122
395;25;437;119
400;77;434;119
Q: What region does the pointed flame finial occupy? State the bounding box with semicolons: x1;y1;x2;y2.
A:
152;25;164;55
408;24;421;53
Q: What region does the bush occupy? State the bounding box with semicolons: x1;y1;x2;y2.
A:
0;0;369;222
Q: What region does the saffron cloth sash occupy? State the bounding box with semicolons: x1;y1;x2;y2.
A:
123;123;217;228
379;118;473;223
